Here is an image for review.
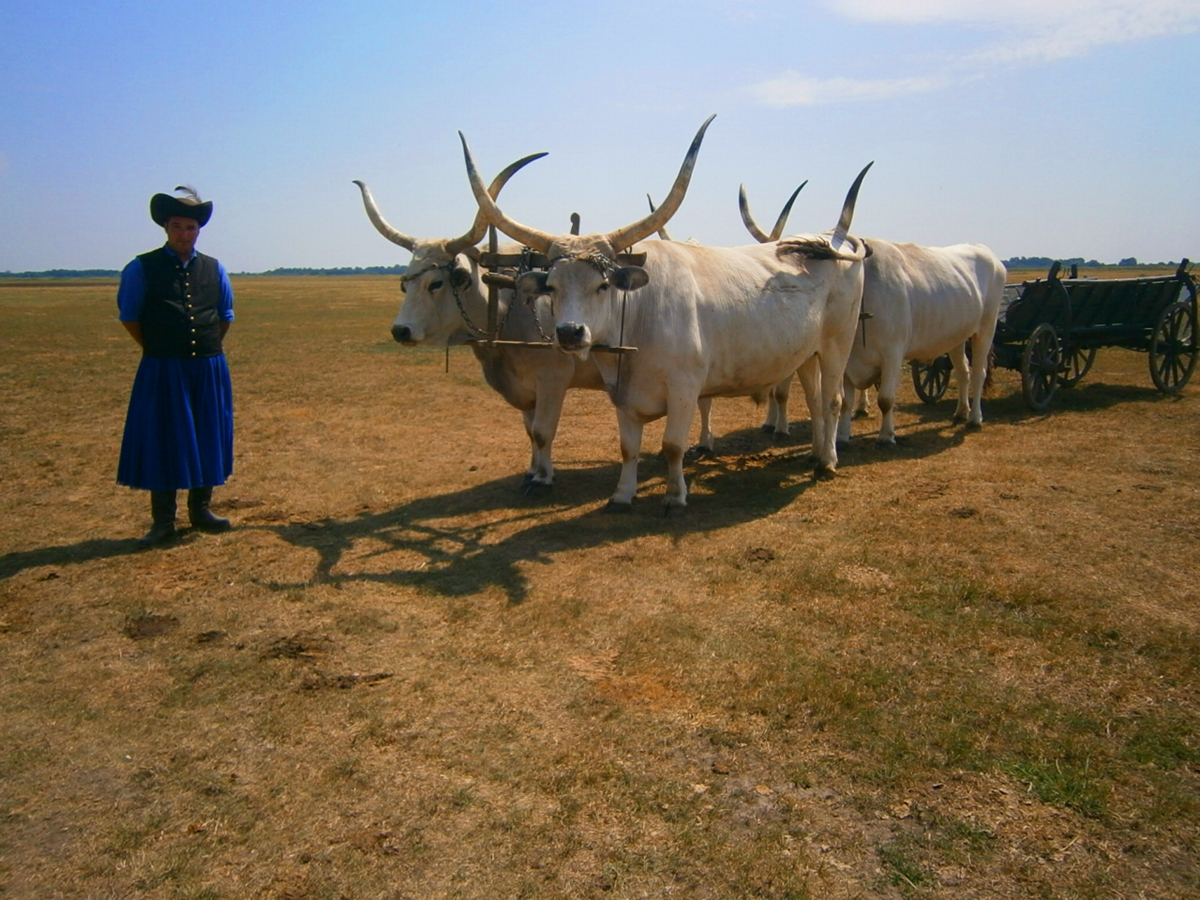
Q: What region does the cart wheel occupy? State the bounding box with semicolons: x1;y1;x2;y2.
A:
1021;323;1061;411
911;355;952;404
1149;299;1198;393
1058;344;1097;388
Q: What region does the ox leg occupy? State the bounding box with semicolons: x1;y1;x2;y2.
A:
854;387;871;419
814;355;845;478
967;282;1002;429
661;393;696;513
688;396;715;459
521;409;540;486
521;372;573;494
949;343;971;423
837;373;856;445
606;408;644;512
762;374;792;437
796;356;824;456
875;355;905;445
966;330;993;428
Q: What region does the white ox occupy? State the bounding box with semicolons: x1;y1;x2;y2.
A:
739;190;1006;445
355;155;720;494
460;117;871;513
354;154;598;494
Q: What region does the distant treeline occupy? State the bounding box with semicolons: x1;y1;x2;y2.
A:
236;265;408;277
1005;256;1180;269
0;268;122;278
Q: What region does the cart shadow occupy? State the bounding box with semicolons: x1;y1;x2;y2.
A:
985;381;1176;421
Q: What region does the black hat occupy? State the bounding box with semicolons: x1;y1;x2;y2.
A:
150;185;213;227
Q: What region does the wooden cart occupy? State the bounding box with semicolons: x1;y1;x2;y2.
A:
911;260;1197;411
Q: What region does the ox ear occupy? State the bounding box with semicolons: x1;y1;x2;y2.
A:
611;267;649;292
450;266;473;290
516;271;550;296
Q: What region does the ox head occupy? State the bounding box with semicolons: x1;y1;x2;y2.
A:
459;116;715;356
352;151;546;345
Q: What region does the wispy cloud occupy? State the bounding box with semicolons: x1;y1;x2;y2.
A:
750;0;1200;106
753;73;955;106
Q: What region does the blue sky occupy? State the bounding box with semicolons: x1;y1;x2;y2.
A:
2;0;1197;272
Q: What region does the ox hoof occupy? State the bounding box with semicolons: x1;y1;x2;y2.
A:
772;431;790;443
852;409;870;420
759;424;775;434
603;499;634;514
965;420;983;432
952;413;969;424
661;503;687;518
522;480;553;497
875;437;898;448
685;444;715;461
812;465;838;482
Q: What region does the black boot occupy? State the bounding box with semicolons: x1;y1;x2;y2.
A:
188;487;231;532
137;490;177;547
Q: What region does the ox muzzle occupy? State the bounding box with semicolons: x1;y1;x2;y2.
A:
391;323;417;345
555;322;590;354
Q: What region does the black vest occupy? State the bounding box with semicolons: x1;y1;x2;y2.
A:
137;248;224;359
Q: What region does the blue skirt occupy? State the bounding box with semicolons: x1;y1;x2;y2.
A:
117;355;233;491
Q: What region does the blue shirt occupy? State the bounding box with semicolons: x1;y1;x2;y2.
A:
117;244;234;323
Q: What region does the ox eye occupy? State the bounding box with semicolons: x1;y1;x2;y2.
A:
429;279;443;291
598;282;609;293
399;282;408;294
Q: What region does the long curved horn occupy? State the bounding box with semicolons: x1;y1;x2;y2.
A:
739;181;807;244
353;180;416;251
768;181;806;241
606;114;716;252
737;185;770;244
646;195;673;241
831;162;873;248
460;133;557;253
447;151;548;255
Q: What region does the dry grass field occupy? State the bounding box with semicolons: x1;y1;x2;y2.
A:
2;272;1198;900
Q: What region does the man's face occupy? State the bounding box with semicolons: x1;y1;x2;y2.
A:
164;216;201;257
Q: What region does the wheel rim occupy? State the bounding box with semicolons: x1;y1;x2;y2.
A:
1149;300;1198;393
911;356;951;404
1058;344;1096;388
1021;324;1061;411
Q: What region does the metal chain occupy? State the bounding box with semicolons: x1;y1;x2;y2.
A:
446;263;490;337
517;246;555;344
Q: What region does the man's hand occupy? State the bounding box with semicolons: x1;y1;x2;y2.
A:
122;321;144;348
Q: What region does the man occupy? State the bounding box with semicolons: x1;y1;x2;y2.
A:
117;186;235;547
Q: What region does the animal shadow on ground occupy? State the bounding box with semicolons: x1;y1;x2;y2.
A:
0;418;969;594
255;419;969;605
